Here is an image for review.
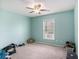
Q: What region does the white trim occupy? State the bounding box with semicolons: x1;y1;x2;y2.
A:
35;42;64;47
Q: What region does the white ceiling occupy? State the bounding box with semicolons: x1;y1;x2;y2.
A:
0;0;76;17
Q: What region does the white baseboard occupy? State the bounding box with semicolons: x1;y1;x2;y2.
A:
35;42;64;47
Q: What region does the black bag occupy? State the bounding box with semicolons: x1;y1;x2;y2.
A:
67;51;78;59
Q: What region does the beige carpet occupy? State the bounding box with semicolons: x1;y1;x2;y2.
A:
11;44;67;59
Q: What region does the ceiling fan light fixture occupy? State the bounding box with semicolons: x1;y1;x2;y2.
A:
34;9;40;13
26;1;48;14
32;3;43;14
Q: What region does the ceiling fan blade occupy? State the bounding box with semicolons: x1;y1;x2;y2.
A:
29;11;34;13
26;7;33;10
40;9;49;11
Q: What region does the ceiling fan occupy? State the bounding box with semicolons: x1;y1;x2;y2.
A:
26;0;49;14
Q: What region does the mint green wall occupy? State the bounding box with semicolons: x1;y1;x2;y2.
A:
31;10;74;46
74;2;78;54
0;9;75;49
0;10;31;49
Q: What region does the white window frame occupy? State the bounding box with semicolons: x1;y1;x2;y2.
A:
43;20;55;40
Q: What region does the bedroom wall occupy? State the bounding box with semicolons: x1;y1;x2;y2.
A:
74;1;78;54
31;10;75;46
0;9;31;49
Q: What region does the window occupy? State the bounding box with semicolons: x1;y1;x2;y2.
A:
43;20;55;40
